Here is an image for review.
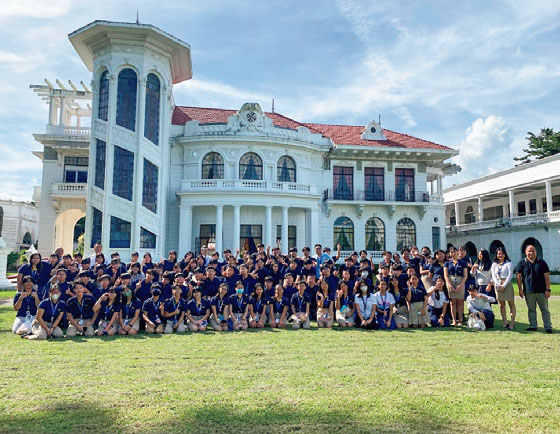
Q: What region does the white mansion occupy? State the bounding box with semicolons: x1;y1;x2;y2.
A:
33;20;459;261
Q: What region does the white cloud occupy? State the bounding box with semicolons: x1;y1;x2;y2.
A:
0;0;73;21
392;107;416;129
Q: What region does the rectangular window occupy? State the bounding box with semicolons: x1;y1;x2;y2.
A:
64;156;89;184
483;205;504;221
333;166;353;200
276;225;296;250
364;167;384;201
517;201;526;217
240;224;262;253
395;168;415;202
95;139;106;190
110;216;131;248
199;224;216;251
91;207;102;248
553;195;560;211
432;226;441;251
142;159;158;213
529;199;537;215
140;227;156;249
113;145;134;200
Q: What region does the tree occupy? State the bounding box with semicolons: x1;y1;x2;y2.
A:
514;128;560;165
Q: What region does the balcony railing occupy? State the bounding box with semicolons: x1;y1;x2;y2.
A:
323;189;431;203
180;179;319;196
447;211;560;232
51;182;87;198
46;125;91;136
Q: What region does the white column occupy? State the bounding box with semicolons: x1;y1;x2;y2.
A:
0;239;15;289
545;180;552;213
454;202;460;225
215;205;223;255
48;96;57;125
478;197;483;222
58;97;65;126
131;77;146;252
178;204;192;254
265;205;272;248
437;176;443;203
281;206;289;254
508;190;515;217
310;207;319;248
233;205;240;252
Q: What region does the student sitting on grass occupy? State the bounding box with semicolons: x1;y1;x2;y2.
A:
164;285;186;334
186;287;209;332
427;275;450;328
268;284;289;328
229;282;249;331
354;279;377;330
467;285;496;330
118;285;141;335
291;281;311;329
316;279;334;328
142;283;165;334
66;281;97;337
335;280;354;327
248;283;267;328
210;283;229;331
93;289;120;336
12;276;40;335
373;279;396;330
25;283;65;340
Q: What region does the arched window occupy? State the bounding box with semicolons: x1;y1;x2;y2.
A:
449;209;456;226
334;217;354;251
277;156;296;182
239;152;263;180
98;70;109;121
489;240;505;259
144;73;160;145
464;205;475;224
22;232;32;245
365;217;385;251
396;217;416;252
116;68;137;131
521;237;543;260
202;152;224;179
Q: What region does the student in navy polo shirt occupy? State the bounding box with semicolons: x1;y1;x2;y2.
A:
377;264;391;288
373;280;396;330
142;252;155;275
142;284;165;334
268;261;283;286
53;268;73;303
444;246;468;327
202;267;223;299
118;285;141;335
408;275;429;328
186;287;210;332
222;265;240;296
93;288;120;336
135;269;155;304
12;276;40;335
282;273;298;302
66;281;97;337
161;250;177;272
249;283;267;328
17;253;42;293
335;280;355;327
299;259;316;282
228;282;249;330
320;264;339;300
238;264;257;295
210;283;230;331
173;273;192;301
160;272;174;300
26;284;66;340
316;279;334;328
269;285;289;328
392;276;411;329
428;250;446;287
164;285;186;334
291;281;311;329
129;262;144;289
96;273;112;300
263;277;275;299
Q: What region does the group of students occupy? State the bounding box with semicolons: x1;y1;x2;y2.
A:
12;241;553;339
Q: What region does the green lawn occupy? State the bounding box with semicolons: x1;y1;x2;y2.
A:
0;297;558;434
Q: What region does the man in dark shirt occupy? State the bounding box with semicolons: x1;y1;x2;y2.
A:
515;245;552;333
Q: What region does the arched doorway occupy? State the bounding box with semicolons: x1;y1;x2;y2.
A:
489;239;505;259
73;216;86;254
54;208;86;256
521;237;543;260
22;232;32;246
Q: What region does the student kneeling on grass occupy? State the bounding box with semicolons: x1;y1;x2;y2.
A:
229;282;249;331
373;280;396;330
13;276;40;335
269;284;289;328
118;285;141;335
164;285;186;334
25;283;66;340
249;283;267;328
210;283;229;331
142;283;165;334
467;285;495;330
316;279;334;328
93;289;120;336
291;281;311;329
186;287;209;332
427;275;450;328
335;280;355;328
66;281;97;337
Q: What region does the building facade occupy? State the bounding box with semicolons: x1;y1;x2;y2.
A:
33;20;459;260
444;153;560;270
0;200;40;252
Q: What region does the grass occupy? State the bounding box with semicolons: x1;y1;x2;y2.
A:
0;295;558;433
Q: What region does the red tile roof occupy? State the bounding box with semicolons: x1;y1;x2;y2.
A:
172;106;452;151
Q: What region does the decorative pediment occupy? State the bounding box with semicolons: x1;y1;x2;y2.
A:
238;102;264;131
361;120;386;140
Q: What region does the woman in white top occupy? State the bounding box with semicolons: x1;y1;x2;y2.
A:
471;249;494;298
427;275;450;327
354;280;377;330
490;247;516;330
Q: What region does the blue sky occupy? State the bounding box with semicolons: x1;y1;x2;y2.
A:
0;0;558;201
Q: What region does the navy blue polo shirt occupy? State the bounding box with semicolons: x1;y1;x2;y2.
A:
409;257;421;275
316;294;332;310
160;283;173;300
225;274;240;296
429;262;445;278
57;281;73;303
283;285;297;301
322;274;339;299
444;259;468;277
67;294;96;320
142;297;164;323
239;275;257;295
202;277;223;298
38;298;66;323
186;299;210;317
211;295;228;316
255;267;270;284
135;279;154;303
142;262;154;274
164;297;185;322
250;297;267;316
269;296;289;314
228;294;249;314
13;292;38;317
300;266;317;280
338;293;353;311
121;299;141;321
98;300;121;321
162;259;176;272
291;292;311;313
514;258;550;293
409;286;427;303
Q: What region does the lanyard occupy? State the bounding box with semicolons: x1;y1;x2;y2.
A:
360;295;368;316
236;297;244;313
297;293;305;312
105;303;113;319
275;298;283;313
255;299;262;313
173;298;181;312
380;292;387;309
217;298;224;313
50;301;59;321
449;261;461;276
125;302;133;319
152;300;159;317
77;297;85;319
196;301;203;316
342;295;349;307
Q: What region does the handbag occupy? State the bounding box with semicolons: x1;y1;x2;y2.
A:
467;315;486;331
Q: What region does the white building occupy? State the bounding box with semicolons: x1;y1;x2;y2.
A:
444;153;560;270
33;20;459;260
0;200;40;252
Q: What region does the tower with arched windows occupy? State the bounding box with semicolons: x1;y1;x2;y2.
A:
69;21;192;259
